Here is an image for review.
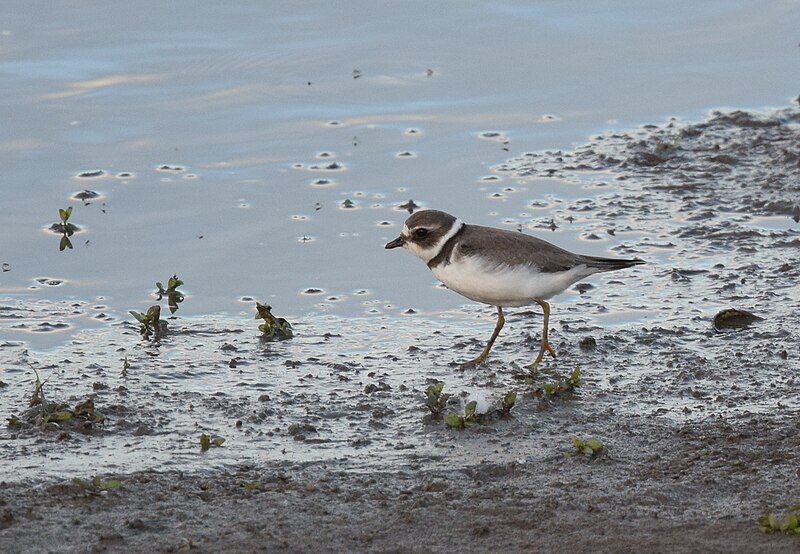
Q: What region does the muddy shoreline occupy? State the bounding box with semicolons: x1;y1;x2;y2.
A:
2;106;799;552
2;413;799;553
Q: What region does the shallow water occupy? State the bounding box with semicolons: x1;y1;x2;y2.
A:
1;2;799;482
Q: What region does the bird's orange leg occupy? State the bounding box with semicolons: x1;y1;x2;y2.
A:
531;299;557;366
463;306;504;367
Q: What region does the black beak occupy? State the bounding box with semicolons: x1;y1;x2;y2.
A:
385;236;404;249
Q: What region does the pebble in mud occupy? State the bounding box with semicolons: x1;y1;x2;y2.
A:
72;190;100;201
34;277;65;287
712;308;764;330
76;170;105;178
301;288;324;295
578;336;597;350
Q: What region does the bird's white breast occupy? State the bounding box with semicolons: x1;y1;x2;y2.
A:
432;255;590;306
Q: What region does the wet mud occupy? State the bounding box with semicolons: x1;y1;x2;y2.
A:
2;107;799;552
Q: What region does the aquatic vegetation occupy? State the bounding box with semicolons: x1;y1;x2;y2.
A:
536;367;582;398
498;390;517;418
155;274;185;314
128;275;184;338
53;207;79;251
199;433;225;451
129;305;162;340
758;505;800;535
424;382;449;416
445;400;478;429
436;388;515;427
6;369;104;433
570;435;605;458
72;475;123;492
255;302;293;340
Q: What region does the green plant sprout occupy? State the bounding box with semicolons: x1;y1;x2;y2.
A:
7;368;104;432
155;274;185;314
497;390;517;418
200;433;226;451
536;367;582;398
424;382;450;416
759;505;800;535
570;435;605;458
72;476;123;492
129;305;162;339
255;302;293;340
54;207;79;251
445;400;478;429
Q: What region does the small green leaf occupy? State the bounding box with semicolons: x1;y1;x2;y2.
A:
431;382;444;396
44;410;73;423
129;311;146;323
464;400;477;419
586;438;604;453
199;433;224;450
99;479;122;491
503;391;516;407
72;478;89;489
444;412;462;429
6;414;20;426
768;513;779;530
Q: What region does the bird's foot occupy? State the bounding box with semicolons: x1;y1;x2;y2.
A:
461;354;488;369
531;340;557;367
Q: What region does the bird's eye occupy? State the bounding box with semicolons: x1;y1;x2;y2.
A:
414;228;429;239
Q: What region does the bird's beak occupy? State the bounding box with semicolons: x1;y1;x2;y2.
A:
385;235;405;249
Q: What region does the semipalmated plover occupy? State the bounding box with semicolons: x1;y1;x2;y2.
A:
385;209;644;366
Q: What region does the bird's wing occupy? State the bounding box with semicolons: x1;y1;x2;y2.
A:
457;225;583;273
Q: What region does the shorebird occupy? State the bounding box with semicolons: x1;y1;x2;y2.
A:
385;209;644;366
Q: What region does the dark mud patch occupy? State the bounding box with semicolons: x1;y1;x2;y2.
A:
497;107;800;219
1;415;798;553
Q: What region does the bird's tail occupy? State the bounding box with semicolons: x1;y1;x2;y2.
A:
583;255;645;272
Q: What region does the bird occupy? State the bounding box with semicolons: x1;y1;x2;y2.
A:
385;209;644;367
